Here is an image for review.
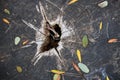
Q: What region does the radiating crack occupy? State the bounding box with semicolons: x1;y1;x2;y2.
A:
22;1;75;68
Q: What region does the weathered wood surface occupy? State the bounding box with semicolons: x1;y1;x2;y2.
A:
0;0;120;80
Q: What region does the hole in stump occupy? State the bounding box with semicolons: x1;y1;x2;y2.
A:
40;22;62;52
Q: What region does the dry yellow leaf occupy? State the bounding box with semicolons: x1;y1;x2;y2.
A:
51;70;65;74
106;76;110;80
16;66;22;73
68;0;78;5
76;50;82;62
99;21;103;30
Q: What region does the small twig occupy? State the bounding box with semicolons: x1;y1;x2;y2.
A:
54;48;62;60
5;20;20;33
54;48;67;68
5;25;11;33
22;19;47;36
106;22;109;38
67;40;82;44
45;70;82;77
78;72;87;80
62;29;73;34
39;2;48;22
64;72;82;77
46;0;62;12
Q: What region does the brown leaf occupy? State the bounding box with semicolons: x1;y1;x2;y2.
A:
72;61;80;72
22;40;29;45
3;18;10;24
108;38;118;43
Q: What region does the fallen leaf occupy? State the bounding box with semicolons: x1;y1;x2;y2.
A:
68;0;78;5
89;38;96;43
108;38;118;43
99;21;103;30
53;74;61;80
82;35;88;48
78;63;89;73
51;70;65;74
72;61;80;72
98;1;108;8
76;50;82;62
106;76;110;80
15;37;21;45
16;66;22;73
2;18;10;24
22;40;29;45
4;9;10;14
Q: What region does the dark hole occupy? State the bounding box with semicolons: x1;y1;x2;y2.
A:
40;23;61;52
